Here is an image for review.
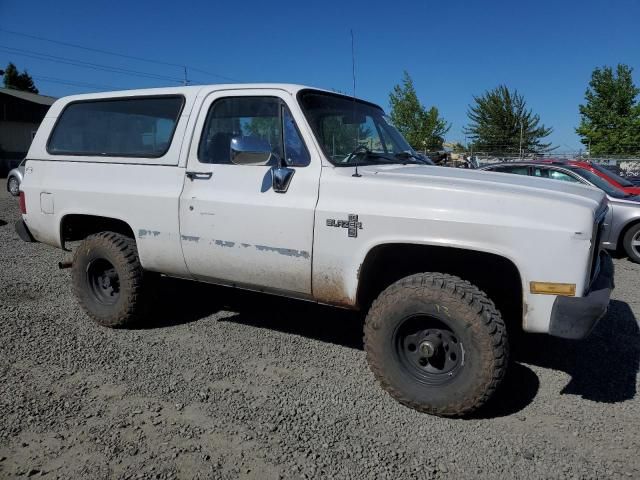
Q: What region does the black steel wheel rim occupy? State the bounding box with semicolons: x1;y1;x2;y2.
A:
86;258;120;305
392;314;465;386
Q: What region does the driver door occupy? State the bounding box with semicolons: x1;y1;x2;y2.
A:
179;90;320;295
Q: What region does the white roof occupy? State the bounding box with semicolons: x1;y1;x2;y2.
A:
57;83;334;100
43;83;383;119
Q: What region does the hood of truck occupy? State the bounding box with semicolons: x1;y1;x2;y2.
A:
318;163;608;244
357;163;606;211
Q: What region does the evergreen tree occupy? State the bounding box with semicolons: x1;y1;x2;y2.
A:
576;64;640;155
2;62;39;93
389;71;449;150
464;85;553;154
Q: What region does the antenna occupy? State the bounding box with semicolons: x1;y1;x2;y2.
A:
351;29;356;101
350;29;361;178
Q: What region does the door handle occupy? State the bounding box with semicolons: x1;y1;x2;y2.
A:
186;171;213;180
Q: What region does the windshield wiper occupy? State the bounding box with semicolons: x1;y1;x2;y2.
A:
345;146;424;165
394;151;430;164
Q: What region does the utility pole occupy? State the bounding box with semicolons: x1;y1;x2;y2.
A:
183;66;189;86
519;122;524;159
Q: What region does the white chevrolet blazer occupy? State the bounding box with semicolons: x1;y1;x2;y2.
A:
16;84;614;416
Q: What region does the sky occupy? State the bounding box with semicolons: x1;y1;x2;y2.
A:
1;0;639;150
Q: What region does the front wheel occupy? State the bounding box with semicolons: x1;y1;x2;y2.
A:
71;232;147;327
623;223;640;263
364;272;509;417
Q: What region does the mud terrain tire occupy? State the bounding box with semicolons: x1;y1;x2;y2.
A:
72;232;147;328
364;272;509;417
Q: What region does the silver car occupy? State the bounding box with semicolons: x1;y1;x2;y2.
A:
480;161;640;263
6;160;25;196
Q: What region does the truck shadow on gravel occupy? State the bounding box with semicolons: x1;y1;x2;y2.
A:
143;279;638;417
144;277;366;349
515;300;639;404
468;300;638;418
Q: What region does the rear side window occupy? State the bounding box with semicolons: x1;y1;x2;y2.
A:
47;96;184;157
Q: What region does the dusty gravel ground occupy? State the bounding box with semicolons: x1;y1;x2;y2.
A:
1;187;639;480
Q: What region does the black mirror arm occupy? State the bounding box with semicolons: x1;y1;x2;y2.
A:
271;165;295;194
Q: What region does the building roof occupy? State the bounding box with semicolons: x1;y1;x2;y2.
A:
0;87;57;106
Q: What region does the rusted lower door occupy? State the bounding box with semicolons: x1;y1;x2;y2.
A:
179;89;320;295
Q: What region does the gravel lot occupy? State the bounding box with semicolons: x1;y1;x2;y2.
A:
1;187;639;479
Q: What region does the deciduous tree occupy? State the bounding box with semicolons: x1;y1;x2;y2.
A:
389;71;449;150
576;64;640;155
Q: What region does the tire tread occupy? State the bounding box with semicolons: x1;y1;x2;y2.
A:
363;272;509;417
71;231;145;328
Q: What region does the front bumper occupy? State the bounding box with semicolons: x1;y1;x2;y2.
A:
15;219;36;243
548;251;614;339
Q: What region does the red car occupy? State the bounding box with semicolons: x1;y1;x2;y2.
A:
539;159;640;195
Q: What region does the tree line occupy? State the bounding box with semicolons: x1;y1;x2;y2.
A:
388;65;640;156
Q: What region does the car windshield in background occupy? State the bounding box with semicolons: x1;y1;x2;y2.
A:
567;166;629;198
590;163;635;187
298;90;416;166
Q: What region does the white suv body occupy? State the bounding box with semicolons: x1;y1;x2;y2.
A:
16;84;613;416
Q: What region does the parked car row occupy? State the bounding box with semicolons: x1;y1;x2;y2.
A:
480;160;640;263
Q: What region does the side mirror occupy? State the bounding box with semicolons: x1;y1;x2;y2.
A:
230;136;273;166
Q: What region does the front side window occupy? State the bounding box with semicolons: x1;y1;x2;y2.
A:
548;169;580;183
198;96;309;166
48;96;184;157
298;90;416;166
283;107;310;166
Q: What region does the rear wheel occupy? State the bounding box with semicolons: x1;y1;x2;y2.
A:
623;223;640;263
364;272;509;417
72;232;147;327
8;176;19;196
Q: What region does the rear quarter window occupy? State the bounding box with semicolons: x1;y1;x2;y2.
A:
47;96;184;158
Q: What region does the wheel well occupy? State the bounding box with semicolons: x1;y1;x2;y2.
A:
60;214;135;248
357;244;523;332
617;220;640;252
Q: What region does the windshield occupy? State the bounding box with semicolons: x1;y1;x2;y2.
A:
590;163;634;187
566;166;629;198
298;90;415;166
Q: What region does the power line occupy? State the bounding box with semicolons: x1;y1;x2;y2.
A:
0;27;185;68
30;75;122;91
0;45;184;84
187;67;241;83
0;27;242;83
